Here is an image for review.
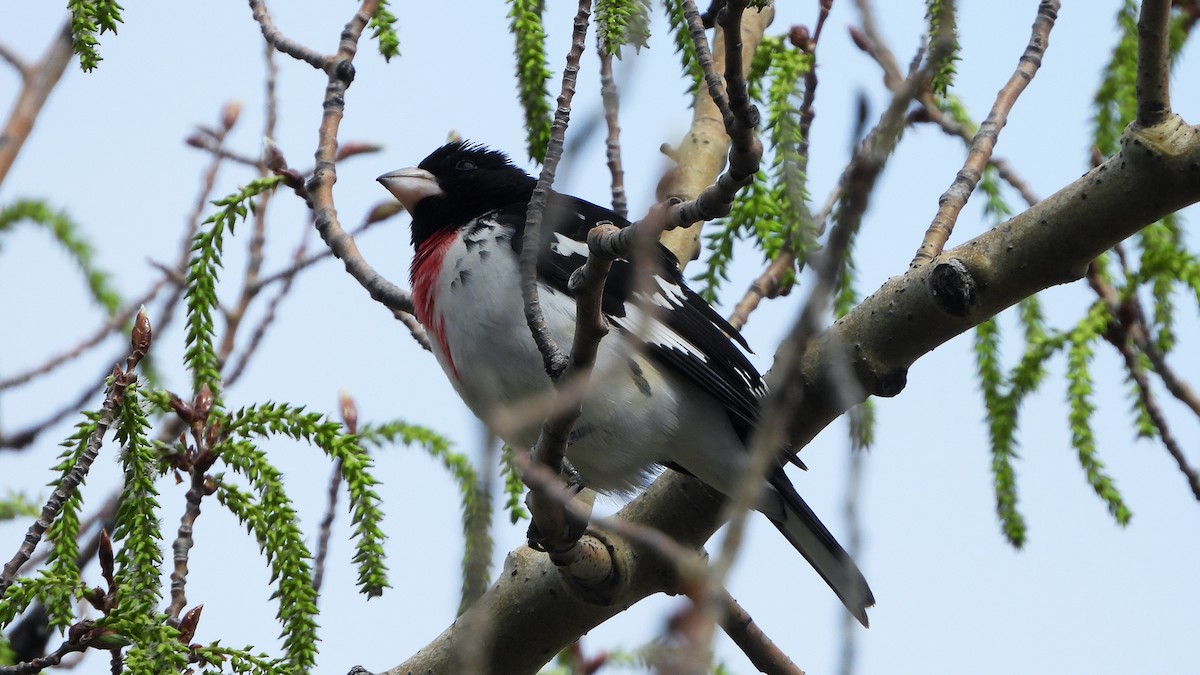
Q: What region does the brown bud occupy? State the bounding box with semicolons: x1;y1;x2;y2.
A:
789;25;812;51
365;200;403;223
98;528;114;583
202;475;218;495
336;141;384;161
185;134;208;149
131;305;152;354
177;604;204;644
203;417;222;451
169;392;196;424
339;390;359;435
220;100;242;132
68;619;95;643
263;137;287;172
194;383;213;423
848;25;872;54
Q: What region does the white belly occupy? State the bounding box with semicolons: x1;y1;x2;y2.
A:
424;227;678;493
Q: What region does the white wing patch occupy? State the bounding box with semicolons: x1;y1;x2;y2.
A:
550;232;590;259
611;305;710;366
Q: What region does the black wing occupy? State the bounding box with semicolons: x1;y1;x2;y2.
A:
504;192;765;442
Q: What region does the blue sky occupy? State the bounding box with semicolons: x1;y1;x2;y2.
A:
2;2;1199;674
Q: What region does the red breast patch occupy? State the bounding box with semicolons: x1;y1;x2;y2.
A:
410;229;460;380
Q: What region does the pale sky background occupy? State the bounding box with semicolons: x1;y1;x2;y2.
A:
2;2;1199;674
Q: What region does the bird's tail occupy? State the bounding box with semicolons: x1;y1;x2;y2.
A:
766;473;875;627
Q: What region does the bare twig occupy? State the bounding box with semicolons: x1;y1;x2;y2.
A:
247;0;327;70
656;2;772;265
1088;263;1200;501
0;21;73;188
0;636;87;675
910;0;1059;269
726;8;833;333
598;49;627;219
720;592;805;675
0;279;167;392
665;0;763;232
520;0;593;383
521;0;595;558
312;460;344;596
293;1;426;344
0;378;106;450
1135;0;1173;127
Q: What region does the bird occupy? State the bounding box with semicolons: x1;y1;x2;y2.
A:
378;140;875;626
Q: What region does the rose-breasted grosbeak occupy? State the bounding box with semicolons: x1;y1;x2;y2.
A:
378;141;874;626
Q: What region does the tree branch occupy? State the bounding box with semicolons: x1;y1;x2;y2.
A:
0;21;73;189
910;0;1059;269
656;2;773;265
1136;0;1172;127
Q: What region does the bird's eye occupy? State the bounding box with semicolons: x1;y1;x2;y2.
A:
456;160;477;171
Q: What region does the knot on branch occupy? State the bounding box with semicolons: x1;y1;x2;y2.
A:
929;258;978;317
332;59;356;84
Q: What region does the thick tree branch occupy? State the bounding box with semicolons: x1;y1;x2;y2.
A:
779;117;1200;450
388;111;1200;675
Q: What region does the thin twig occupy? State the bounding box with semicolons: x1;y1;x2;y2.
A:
521;0;595;556
726;7;833;332
719;592;805;675
311;459;343;595
300;1;426;347
0;637;87;675
0;378;106;450
598;49;627;219
0;278;168;391
247;0;328;70
520;0;593;382
666;0;762;231
0;41;30;76
910;0;1059;269
1135;0;1173;127
1086;267;1200;501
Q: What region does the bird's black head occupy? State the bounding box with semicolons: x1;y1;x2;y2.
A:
378;141;536;248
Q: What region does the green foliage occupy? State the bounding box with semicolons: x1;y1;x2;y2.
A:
925;0;959;97
596;0;651;57
500;444;531;524
370;0;401;61
1066;305;1133;526
661;0;705;94
106;382;164;630
186;177;282;401
213;450;319;672
1093;0;1140;158
696;39;815;302
0;199;123;317
228;403;389;598
0;493;40;521
507;0;553;163
67;0;124;72
359;420;490;612
40;415;100;629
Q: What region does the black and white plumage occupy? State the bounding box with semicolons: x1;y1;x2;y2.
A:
378;141;875;626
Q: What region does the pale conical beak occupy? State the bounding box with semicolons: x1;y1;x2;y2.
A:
377;167;443;213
